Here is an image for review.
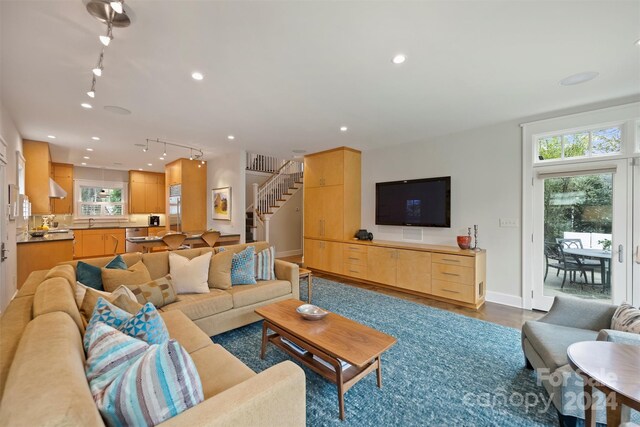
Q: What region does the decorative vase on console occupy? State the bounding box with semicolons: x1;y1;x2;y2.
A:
457;236;471;250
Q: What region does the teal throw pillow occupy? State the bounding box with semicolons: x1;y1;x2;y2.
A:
105;254;127;270
84;297;131;351
77;255;127;291
230;246;257;285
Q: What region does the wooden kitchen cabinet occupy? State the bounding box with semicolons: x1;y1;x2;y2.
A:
23;140;52;214
165;158;207;231
51;163;74;215
129;171;165;214
74;228;126;258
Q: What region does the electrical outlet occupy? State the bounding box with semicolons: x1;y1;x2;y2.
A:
499;218;519;228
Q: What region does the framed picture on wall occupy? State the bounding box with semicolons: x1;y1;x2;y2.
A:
212;187;231;221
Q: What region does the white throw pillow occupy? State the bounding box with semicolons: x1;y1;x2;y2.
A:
75;281;137;308
169;252;212;294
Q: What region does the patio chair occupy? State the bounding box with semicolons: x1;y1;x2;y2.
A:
544;242;594;288
557;238;602;270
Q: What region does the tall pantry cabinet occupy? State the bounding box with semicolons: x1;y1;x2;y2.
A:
303;147;361;274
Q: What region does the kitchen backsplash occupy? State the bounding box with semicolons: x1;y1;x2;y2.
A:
28;213;166;229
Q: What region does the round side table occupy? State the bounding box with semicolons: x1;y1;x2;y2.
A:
567;341;640;426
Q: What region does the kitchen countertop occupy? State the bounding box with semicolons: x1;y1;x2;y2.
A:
69;224;165;230
17;230;75;244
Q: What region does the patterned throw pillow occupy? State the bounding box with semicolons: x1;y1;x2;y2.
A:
230;246;257;285
119;302;169;345
611;302;640;334
84;298;169;351
126;276;177;308
255;246;276;280
84;298;131;351
79;285;142;325
85;323;203;427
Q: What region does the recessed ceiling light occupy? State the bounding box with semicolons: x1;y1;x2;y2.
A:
636;38;640;46
227;135;235;140
192;72;204;81
147;163;153;166
392;54;406;65
559;71;599;86
47;135;56;139
159;157;165;160
81;162;87;166
86;148;94;152
83;156;90;159
81;103;93;109
138;168;143;171
292;149;307;154
340;126;348;132
91;136;100;141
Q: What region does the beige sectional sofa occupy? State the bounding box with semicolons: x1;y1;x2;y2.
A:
0;241;306;426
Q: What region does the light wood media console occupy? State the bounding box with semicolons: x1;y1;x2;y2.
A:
304;238;487;310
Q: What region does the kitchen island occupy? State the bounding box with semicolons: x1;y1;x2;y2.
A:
16;230;75;288
126;232;241;252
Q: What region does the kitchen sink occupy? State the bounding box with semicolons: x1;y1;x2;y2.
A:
47;229;70;234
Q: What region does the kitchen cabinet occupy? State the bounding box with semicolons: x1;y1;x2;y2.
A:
51;163;73;214
129;171;165;214
23;140;52;214
165;158;207;231
17;240;74;288
74;228;126;258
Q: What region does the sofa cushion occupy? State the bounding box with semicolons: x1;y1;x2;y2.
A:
209;250;234;290
61;253;143;271
105;254;127;269
15;269;48;298
523;321;598;372
215;241;269;255
226;280;292;308
170;251;212;294
33;277;84;333
44;264;76;287
190;344;255;399
161;290;233;321
611;302;640;334
79;286;142;325
126;275;177;308
0;295;34;401
161;310;213;354
77;261;105;290
255;246;276;281
101;260;152;292
0;312;103;426
229;246;257;285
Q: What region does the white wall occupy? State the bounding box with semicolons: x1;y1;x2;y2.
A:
207;150;246;242
269;189;303;257
362;121;522;303
0;101;23;312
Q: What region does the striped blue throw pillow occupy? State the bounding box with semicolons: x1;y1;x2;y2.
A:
85;322;203;427
230;246;257;285
255;246;276;280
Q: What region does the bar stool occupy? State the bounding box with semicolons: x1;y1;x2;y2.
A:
162;233;187;251
201;230;221;248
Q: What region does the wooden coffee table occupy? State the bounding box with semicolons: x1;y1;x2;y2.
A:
255;299;396;420
567;341;640;426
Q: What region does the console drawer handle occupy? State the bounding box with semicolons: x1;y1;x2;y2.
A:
442;272;460;276
349;269;360;273
348;257;359;260
442;259;460;263
441;289;460;294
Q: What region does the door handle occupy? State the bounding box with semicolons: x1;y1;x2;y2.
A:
618;244;623;263
1;242;8;262
635;245;640;264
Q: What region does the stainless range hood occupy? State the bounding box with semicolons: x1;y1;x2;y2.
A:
49;178;67;199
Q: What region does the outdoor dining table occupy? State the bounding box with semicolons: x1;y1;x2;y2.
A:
563;248;612;287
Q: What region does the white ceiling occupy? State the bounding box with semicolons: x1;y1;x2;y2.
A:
1;0;639;173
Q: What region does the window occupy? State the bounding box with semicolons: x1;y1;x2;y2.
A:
536;126;622;162
75;180;127;218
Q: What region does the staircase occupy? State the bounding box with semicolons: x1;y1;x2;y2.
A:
247;160;303;243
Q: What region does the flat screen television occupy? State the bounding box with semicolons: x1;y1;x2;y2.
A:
375;176;451;227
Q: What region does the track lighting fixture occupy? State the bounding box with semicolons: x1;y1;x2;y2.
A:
87;76;96;98
92;52;104;77
110;0;124;14
143;138;204;162
99;22;113;46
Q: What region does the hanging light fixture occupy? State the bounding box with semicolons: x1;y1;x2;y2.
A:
87;76;96;98
99;22;113;46
110;0;124;14
142;140;149;152
189;149;193;161
163;143;167;157
92;51;104;77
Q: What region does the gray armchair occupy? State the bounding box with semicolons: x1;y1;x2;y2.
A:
522;297;639;425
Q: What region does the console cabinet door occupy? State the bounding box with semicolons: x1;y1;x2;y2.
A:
304;239;321;269
321;186;344;241
304;187;323;238
324;241;343;275
367;246;397;286
396;250;432;293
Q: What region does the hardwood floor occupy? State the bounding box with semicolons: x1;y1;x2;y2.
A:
280;255;544;329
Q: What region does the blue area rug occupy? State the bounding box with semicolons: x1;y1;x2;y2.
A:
215;278;557;426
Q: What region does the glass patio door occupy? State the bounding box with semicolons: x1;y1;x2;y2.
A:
633;157;640;306
532;160;629;311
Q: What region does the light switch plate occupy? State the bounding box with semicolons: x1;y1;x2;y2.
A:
499;218;519;228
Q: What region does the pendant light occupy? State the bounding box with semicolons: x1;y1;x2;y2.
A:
87;76;96;98
92;52;104;77
110;0;124;14
99;22;113;46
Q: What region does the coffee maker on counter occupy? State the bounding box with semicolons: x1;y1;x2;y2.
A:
148;214;160;226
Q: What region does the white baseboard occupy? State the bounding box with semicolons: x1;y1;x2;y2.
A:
486;291;523;308
276;249;303;258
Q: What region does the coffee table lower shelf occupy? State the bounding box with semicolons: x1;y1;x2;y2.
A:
260;321;383;420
